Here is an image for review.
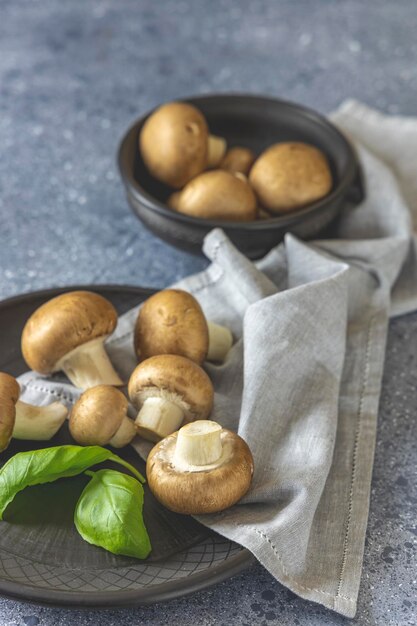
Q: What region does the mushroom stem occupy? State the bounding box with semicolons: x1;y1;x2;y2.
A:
173;421;223;468
135;397;184;442
56;337;123;390
207;135;227;168
108;416;137;448
13;400;68;441
206;322;233;362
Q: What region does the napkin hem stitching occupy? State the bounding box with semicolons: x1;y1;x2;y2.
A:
22;382;76;405
240;525;353;604
336;313;374;598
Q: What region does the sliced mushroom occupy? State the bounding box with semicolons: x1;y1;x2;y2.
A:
0;372;68;449
220;147;256;176
21;291;123;390
175;170;257;221
249;142;333;213
146;420;254;514
128;355;213;443
134;289;233;365
139;102;226;188
69;385;136;448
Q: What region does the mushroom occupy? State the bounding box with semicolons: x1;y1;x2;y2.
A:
21;291;123;390
139;102;226;188
175;170;257;221
128;355;214;443
146;420;254;514
167;191;181;211
134;289;233;365
0;372;68;450
69;385;136;448
257;205;273;220
249;142;333;213
219;146;256;176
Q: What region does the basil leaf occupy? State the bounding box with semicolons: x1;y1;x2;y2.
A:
0;445;144;518
74;469;151;559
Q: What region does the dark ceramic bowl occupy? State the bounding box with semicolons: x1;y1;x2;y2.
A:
118;94;364;259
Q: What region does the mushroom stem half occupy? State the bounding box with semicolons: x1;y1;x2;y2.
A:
207;135;227;168
55;337;123;390
13;400;68;441
206;322;233;362
108;416;137;448
173;420;222;468
135;397;184;442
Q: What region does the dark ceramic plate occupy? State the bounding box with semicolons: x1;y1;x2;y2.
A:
0;285;255;608
118;94;365;259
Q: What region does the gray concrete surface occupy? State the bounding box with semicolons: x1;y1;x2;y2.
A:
0;1;416;624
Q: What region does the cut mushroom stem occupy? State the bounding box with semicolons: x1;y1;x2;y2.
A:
13;400;68;441
207;322;233;362
207;135;227;168
146;420;254;514
135;397;184;443
56;337;123;390
173;420;222;468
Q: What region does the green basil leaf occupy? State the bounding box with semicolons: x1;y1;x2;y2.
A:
74;469;151;559
0;445;145;519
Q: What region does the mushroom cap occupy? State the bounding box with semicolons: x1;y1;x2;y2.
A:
128;355;213;422
134;289;209;365
69;385;128;446
0;372;20;452
220;146;256;176
175;170;257;221
21;291;118;374
139;102;209;188
249;142;333;213
146;426;254;514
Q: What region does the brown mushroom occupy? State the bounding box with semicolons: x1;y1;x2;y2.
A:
219;147;256;176
134;289;233;365
167;191;181;211
249;142;333;213
139;102;226;188
128;355;213;443
175;170;257;221
69;385;136;448
0;372;68;450
21;291;123;390
256;205;273;220
146;420;254;514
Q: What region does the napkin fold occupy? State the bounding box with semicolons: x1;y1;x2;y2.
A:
17;101;417;617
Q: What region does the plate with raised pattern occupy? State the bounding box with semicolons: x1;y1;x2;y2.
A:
0;285;254;607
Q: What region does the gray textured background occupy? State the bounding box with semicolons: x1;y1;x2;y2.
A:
0;1;416;625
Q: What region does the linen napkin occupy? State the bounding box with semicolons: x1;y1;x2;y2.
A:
17;101;417;618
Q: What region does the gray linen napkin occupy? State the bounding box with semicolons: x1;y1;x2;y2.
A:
17;101;417;618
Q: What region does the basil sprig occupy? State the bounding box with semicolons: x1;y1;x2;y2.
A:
75;469;151;559
0;445;150;560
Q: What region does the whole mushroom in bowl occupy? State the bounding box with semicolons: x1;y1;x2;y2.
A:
173;170;257;221
21;291;123;390
140;102;227;188
249;142;333;213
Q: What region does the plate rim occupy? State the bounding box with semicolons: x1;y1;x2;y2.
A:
0;283;255;609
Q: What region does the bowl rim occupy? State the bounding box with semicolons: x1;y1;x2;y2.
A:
117;93;360;231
